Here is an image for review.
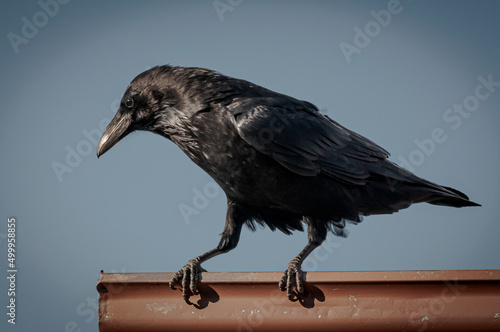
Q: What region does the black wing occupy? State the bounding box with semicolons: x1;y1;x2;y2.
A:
233;99;390;185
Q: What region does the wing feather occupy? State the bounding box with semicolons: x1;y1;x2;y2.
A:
234;101;389;185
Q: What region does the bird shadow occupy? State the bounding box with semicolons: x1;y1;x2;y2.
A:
291;283;325;308
182;282;324;310
185;283;220;309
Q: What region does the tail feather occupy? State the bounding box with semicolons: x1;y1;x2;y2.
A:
428;185;481;207
442;185;470;200
380;162;480;208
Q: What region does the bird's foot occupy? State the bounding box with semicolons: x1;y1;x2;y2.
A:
169;258;203;302
279;259;305;300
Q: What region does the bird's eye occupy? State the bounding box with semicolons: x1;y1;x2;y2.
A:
125;98;134;108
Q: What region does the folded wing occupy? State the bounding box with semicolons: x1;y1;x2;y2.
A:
234;100;390;186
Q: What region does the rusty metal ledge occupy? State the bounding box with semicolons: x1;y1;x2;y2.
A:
97;270;500;332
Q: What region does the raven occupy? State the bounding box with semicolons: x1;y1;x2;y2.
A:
97;65;479;300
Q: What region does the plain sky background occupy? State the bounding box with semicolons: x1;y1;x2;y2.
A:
1;1;499;331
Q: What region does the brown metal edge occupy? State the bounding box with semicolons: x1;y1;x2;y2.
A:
97;270;500;332
97;269;500;285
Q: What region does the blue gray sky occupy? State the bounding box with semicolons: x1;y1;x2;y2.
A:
1;1;499;331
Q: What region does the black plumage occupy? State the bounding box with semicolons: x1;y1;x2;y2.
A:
97;65;479;300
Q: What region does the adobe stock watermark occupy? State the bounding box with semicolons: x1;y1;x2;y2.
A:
178;109;293;225
397;73;499;173
339;0;409;64
303;235;341;271
51;65;164;183
236;236;340;332
178;181;221;225
65;267;128;332
51;98;120;182
213;0;243;22
237;288;286;332
408;280;467;332
7;0;71;54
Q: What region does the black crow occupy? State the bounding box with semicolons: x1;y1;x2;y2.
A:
97;65;480;300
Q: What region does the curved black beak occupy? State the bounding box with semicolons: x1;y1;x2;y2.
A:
97;112;132;158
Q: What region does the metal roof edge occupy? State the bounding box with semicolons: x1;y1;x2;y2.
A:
97;270;500;331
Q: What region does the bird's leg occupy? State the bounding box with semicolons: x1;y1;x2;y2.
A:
170;199;245;301
279;217;327;300
279;242;318;299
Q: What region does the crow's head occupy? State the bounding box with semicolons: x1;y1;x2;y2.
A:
97;66;188;158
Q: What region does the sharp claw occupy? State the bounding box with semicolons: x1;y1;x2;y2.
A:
182;270;190;299
190;269;198;294
279;262;305;300
287;269;294;298
169;258;203;301
169;275;178;290
279;271;287;291
296;268;304;293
